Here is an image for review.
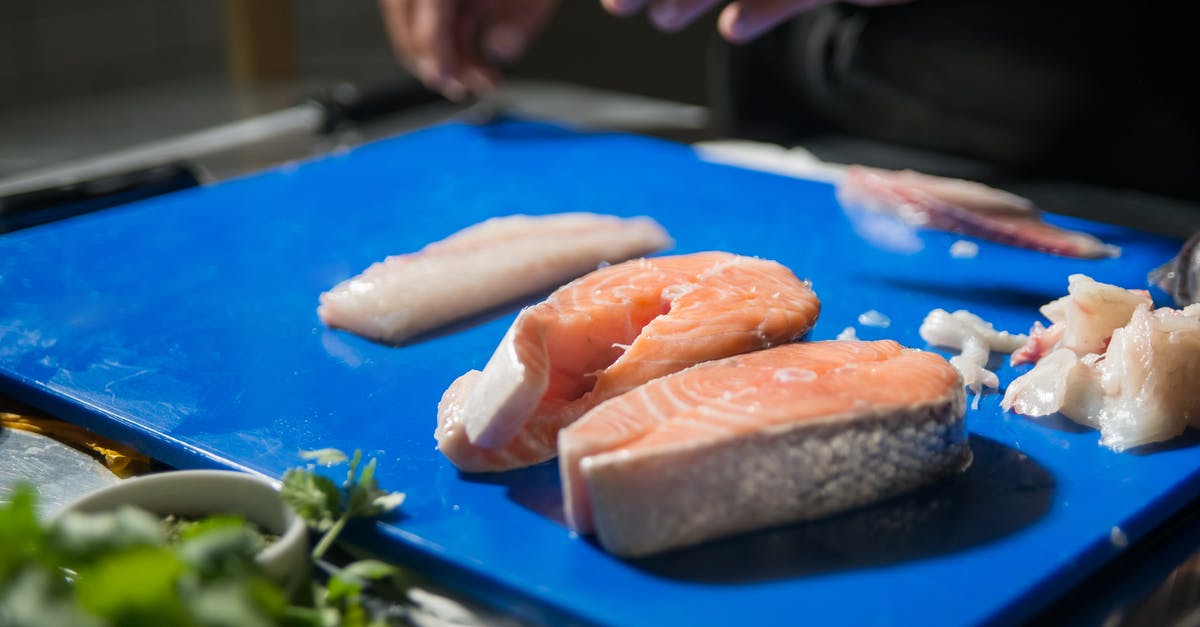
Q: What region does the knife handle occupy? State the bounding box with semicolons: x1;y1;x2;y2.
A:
0;163;199;234
309;76;443;134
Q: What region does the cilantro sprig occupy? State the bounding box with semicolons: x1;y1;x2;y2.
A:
282;448;408;625
0;449;409;626
1;486;288;626
284;448;406;562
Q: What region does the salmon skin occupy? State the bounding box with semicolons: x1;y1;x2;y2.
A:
436;252;822;473
558;340;969;558
318;213;672;344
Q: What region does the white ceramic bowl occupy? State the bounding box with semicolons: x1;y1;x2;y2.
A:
55;469;309;586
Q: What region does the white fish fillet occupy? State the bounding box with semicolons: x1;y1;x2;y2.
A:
1003;303;1200;451
837;166;1120;259
317;213;672;343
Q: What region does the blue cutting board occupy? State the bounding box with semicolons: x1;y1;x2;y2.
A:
0;120;1191;626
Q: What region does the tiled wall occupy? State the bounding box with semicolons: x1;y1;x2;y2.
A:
0;0;394;109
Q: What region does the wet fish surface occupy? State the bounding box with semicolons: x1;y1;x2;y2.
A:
318;213;672;344
436;252;822;472
1003;275;1200;451
558;340;969;557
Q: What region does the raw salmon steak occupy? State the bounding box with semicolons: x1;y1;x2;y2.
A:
559;340;969;557
837;166;1119;259
318;213;672;344
436;252;821;472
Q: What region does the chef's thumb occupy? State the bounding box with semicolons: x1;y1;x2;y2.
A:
484;23;530;63
483;0;557;64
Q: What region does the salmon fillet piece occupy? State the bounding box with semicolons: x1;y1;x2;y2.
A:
318;213;671;344
436;252;821;472
559;340;969;557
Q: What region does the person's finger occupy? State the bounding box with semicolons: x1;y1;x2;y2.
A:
483;0;558;64
601;0;649;18
379;0;417;72
454;1;501;96
718;0;832;43
412;0;469;100
396;0;437;86
645;0;724;32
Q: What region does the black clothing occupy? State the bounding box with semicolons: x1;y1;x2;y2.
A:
712;1;1200;202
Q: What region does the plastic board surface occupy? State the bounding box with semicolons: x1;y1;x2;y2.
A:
0;120;1191;625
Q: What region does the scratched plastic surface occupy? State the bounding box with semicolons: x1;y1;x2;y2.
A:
0;120;1191;626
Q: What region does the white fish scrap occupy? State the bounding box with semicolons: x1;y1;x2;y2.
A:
1002;275;1200;451
317;213;672;344
919;309;1028;407
857;310;891;328
949;240;979;259
1010;274;1152;366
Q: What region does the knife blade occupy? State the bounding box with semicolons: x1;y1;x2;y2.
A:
0;77;442;232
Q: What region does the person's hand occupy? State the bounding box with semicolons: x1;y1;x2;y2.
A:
379;0;558;101
600;0;905;42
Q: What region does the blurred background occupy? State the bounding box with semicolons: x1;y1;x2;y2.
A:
0;0;715;179
0;0;715;108
4;0;1196;236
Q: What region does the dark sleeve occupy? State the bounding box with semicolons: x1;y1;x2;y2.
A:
710;0;1200;201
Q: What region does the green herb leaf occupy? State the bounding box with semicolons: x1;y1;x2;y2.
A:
50;506;165;563
338;559;399;583
299;448;348;467
3;448;413;627
181;579;284;627
0;566;103;627
325;572;363;605
344;458;376;518
343;457;405;520
372;492;406;513
175;524;262;579
344;450;364;490
355;455;376;490
0;484;44;582
280;468;343;532
73;545;189;625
